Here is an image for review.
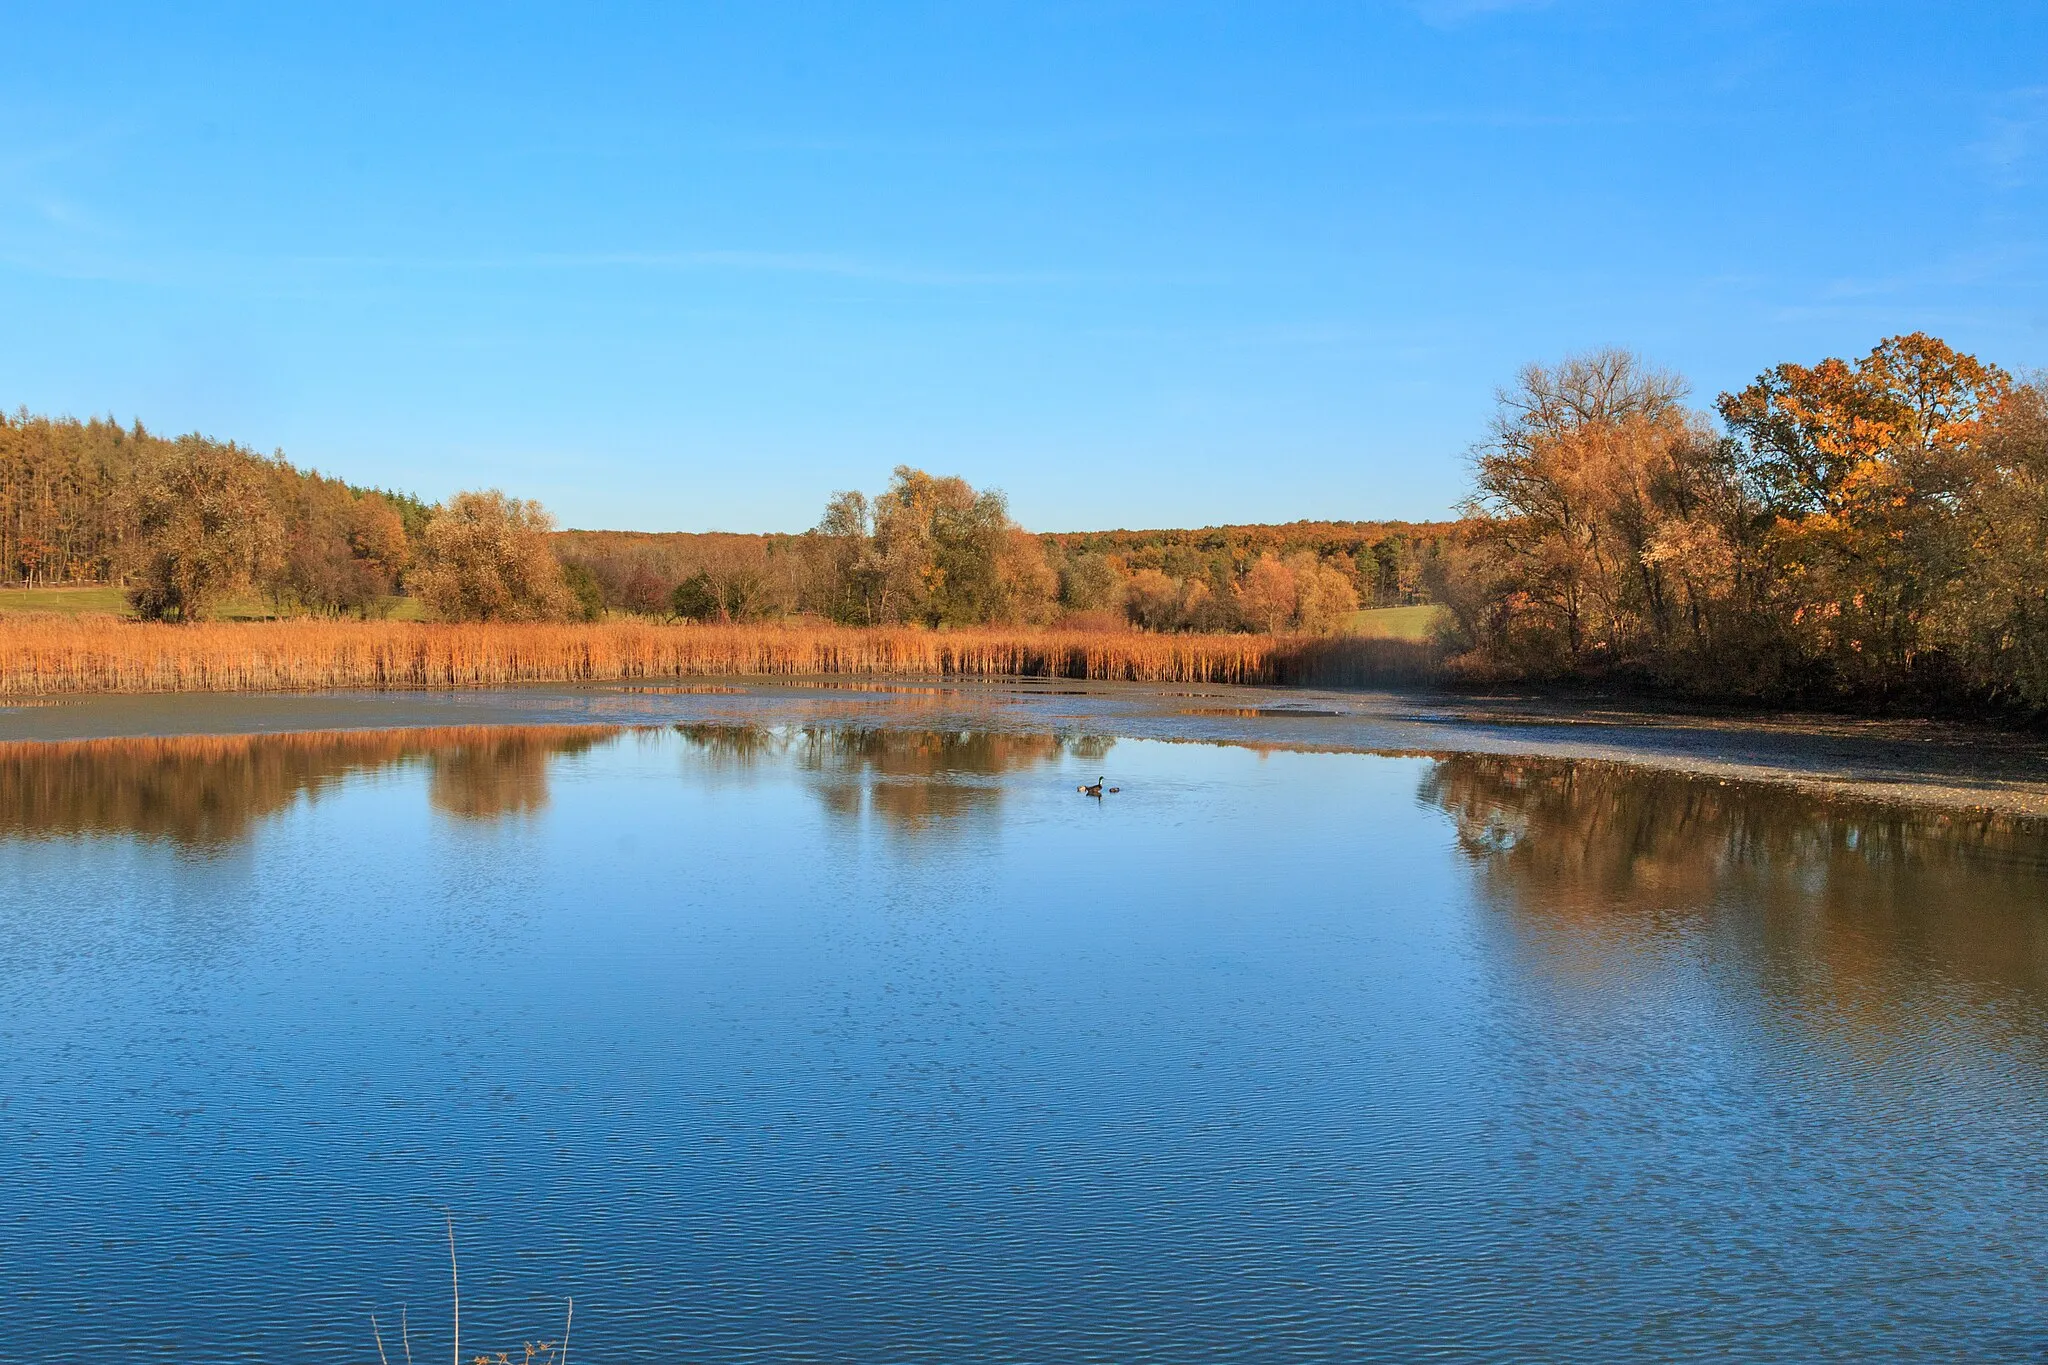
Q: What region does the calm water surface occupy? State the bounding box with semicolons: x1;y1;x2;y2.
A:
3;722;2048;1361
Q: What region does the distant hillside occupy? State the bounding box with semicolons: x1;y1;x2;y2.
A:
1041;518;1454;551
1040;519;1455;610
558;519;1454;554
553;528;802;559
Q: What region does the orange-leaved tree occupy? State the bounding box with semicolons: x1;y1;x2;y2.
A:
1465;350;1739;674
1718;332;2010;690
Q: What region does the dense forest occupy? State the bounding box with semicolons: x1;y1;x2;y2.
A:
6;328;2047;714
0;411;429;619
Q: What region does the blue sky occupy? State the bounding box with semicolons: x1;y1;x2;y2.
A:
2;3;2043;532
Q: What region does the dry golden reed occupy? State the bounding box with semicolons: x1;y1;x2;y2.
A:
0;617;1440;695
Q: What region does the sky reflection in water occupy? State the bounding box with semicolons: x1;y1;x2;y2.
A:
2;725;2046;1362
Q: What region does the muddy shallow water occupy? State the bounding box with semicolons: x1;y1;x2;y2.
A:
5;694;2048;1360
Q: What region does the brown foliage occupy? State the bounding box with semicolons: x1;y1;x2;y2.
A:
1454;336;2048;712
1465;350;1721;671
275;473;409;616
1949;378;2048;702
412;490;575;622
552;529;809;621
122;438;284;621
0;411;138;583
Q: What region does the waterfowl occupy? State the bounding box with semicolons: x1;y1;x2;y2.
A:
1078;777;1104;797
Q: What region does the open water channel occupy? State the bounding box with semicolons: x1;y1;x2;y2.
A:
4;687;2047;1360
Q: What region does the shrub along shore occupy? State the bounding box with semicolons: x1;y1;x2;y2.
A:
0;617;1440;696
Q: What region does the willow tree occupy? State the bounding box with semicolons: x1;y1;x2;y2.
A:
411;490;574;622
811;467;1054;627
123;438;283;620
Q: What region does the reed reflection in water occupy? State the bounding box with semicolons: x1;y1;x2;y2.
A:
0;726;622;846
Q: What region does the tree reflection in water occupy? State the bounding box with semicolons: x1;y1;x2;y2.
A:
0;722;1116;851
0;726;622;848
672;723;1114;833
1420;753;2048;1022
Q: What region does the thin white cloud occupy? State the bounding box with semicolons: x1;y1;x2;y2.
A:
1976;86;2048;189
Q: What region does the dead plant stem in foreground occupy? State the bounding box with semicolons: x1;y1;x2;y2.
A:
374;1217;571;1365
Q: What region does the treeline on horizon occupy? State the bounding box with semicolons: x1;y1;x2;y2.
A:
4;327;2045;715
0;409;1438;636
555;489;1436;634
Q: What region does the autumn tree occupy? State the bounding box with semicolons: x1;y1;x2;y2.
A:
1465;350;1708;668
0;411;140;585
1719;333;2011;690
870;468;997;625
812;490;882;624
1237;553;1298;634
809;467;1054;626
271;473;411;617
1289;552;1361;634
701;538;772;621
1444;335;2048;709
411;490;574;622
1941;376;2048;705
123;438;283;620
1124;568;1184;631
995;528;1059;625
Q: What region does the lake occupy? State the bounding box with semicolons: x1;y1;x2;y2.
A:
4;706;2048;1361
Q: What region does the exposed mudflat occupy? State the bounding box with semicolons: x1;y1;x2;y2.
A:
4;678;2045;816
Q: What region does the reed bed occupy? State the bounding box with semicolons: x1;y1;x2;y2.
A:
0;616;1441;695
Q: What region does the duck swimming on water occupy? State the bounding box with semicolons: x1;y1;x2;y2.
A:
1077;778;1122;796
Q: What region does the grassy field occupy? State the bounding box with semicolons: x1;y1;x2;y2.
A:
0;585;131;615
0;586;426;621
1344;605;1444;640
